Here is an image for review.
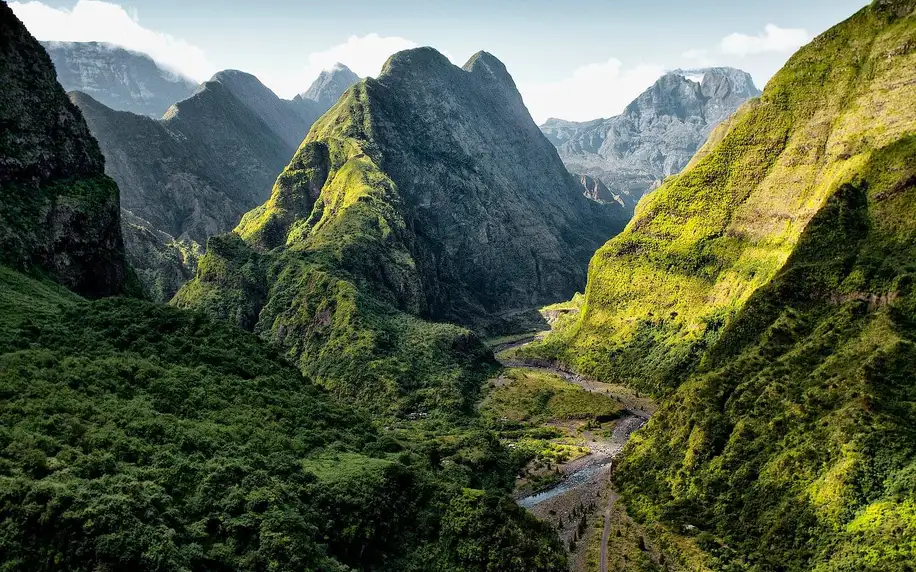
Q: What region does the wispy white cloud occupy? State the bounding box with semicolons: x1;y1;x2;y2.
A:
519;58;665;124
9;0;213;81
720;24;810;56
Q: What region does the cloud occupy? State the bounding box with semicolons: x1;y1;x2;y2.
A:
519;58;665;124
720;24;810;57
9;0;213;81
681;47;716;67
301;33;417;83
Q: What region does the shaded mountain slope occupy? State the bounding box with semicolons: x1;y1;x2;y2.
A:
541;67;760;210
0;3;133;298
42;40;198;118
71;66;359;302
175;47;626;414
525;1;916;569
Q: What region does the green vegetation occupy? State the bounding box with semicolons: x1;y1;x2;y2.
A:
176;47;626;418
0;266;566;571
521;0;916;398
523;2;916;570
617;133;916;571
480;368;624;426
0;4;133;298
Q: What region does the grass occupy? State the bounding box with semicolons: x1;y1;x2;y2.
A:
526;4;916;570
480;368;625;426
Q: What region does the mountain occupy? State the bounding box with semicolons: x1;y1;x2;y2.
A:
290;63;361;127
301;62;361;108
41;40;198;118
175;47;628;414
0;8;567;570
541;67;760;209
69;71;311;301
68;65;360;302
523;0;916;568
0;10;134;298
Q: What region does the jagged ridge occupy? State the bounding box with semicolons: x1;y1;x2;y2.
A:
176;47;627;414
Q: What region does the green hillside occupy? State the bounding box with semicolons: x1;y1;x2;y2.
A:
0;6;568;570
522;0;916;397
0;267;566;571
522;1;916;569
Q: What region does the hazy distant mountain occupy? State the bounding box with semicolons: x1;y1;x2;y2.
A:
541;67;760;210
66;57;360;301
290;63;361;126
301;63;361;108
42;41;198;118
70;71;311;301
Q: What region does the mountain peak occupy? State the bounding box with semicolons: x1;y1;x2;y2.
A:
301;62;360;108
462;50;517;89
378;46;453;80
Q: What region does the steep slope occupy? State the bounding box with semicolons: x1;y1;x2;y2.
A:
70;73;303;301
0;14;567;571
0;4;133;298
71;66;359;302
290;63;362;133
541;67;760;209
209;69;313;150
527;1;916;569
176;48;627;413
42;41;198;118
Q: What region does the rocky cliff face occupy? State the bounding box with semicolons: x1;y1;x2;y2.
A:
175;48;627;412
42;41;197;118
0;4;133;298
541;67;760;210
290;63;361;130
526;1;916;568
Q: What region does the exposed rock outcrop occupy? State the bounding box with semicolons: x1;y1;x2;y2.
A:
541;67;760;210
42;41;197;118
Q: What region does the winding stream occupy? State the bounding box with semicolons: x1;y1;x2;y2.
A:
493;338;652;509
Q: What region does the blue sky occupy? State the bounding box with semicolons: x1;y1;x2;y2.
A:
12;0;869;122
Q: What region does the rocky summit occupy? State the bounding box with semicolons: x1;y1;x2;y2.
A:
42;41;198;118
0;5;134;298
175;47;627;412
0;11;568;572
300;62;361;109
541;67;760;210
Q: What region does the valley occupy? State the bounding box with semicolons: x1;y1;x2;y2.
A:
481;333;658;571
2;1;915;571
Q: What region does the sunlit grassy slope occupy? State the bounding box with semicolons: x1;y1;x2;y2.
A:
524;1;916;570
